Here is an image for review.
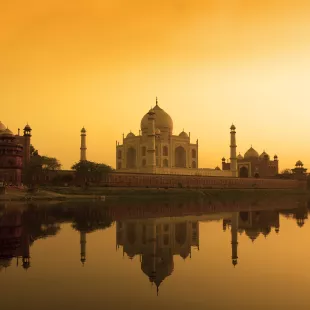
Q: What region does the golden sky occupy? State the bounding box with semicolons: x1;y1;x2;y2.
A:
1;0;310;170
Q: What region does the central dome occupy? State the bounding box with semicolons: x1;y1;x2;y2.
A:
141;102;173;133
244;147;259;159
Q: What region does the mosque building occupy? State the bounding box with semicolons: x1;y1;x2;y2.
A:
221;146;279;178
0;121;32;185
113;98;236;177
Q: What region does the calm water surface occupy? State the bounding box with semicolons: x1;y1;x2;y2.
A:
1;198;310;310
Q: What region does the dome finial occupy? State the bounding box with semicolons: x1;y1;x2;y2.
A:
156;97;158;106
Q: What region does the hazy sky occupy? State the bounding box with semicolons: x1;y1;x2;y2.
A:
1;0;310;170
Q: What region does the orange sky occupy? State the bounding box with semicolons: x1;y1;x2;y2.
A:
1;0;310;170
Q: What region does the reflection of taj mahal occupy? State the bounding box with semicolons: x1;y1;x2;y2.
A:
116;217;199;294
114;210;283;292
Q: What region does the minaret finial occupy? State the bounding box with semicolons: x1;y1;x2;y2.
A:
156;97;158;106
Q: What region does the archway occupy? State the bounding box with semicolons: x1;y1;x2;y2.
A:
142;159;146;167
192;149;196;158
192;161;197;168
175;222;187;246
175;146;186;168
163;159;168;167
239;166;249;178
126;147;136;168
240;211;249;222
163;146;168;156
126;223;136;245
141;146;146;157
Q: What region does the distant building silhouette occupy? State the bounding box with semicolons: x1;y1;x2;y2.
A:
0;122;32;185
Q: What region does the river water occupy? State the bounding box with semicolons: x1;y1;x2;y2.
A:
0;196;310;310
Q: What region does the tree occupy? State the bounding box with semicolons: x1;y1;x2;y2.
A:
30;144;38;156
71;160;114;185
23;145;62;186
280;169;292;174
41;156;61;170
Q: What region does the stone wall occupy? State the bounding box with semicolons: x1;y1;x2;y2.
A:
117;166;233;177
104;172;306;190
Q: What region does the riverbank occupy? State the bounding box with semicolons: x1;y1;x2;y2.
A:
0;186;309;202
4;186;309;201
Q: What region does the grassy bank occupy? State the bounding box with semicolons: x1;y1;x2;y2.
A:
1;186;308;203
44;186;309;200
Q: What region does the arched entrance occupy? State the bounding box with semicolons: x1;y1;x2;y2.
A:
175;222;187;245
239;166;249;178
175;146;186;168
126;147;136;168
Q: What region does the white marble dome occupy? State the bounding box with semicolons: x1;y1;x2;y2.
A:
141;103;173;133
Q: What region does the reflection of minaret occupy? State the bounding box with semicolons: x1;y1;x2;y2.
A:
80;127;87;161
231;212;238;267
21;231;31;270
80;231;86;265
148;224;157;291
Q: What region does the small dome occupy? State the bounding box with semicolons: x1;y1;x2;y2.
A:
237;153;243;160
222;157;226;162
141;100;173;133
155;128;161;135
0;128;13;136
259;151;270;160
179;130;189;138
230;124;236;130
81;127;86;133
0;121;6;132
296;160;303;167
245;229;260;242
24;124;31;131
215;166;221;170
244;147;259;159
126;132;135;138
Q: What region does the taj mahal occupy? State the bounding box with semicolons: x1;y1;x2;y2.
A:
106;98;278;178
114;98;235;177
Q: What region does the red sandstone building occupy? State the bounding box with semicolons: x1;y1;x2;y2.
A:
222;146;279;178
0;121;31;185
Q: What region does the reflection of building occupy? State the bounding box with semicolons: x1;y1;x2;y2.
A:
0;209;32;270
224;210;280;266
116;217;199;294
0;122;31;185
280;202;308;228
114;99;234;177
222;147;279;178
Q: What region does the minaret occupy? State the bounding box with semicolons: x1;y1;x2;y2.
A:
230;124;237;177
146;107;156;172
80;127;87;161
80;231;86;266
23;124;32;166
231;212;238;267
